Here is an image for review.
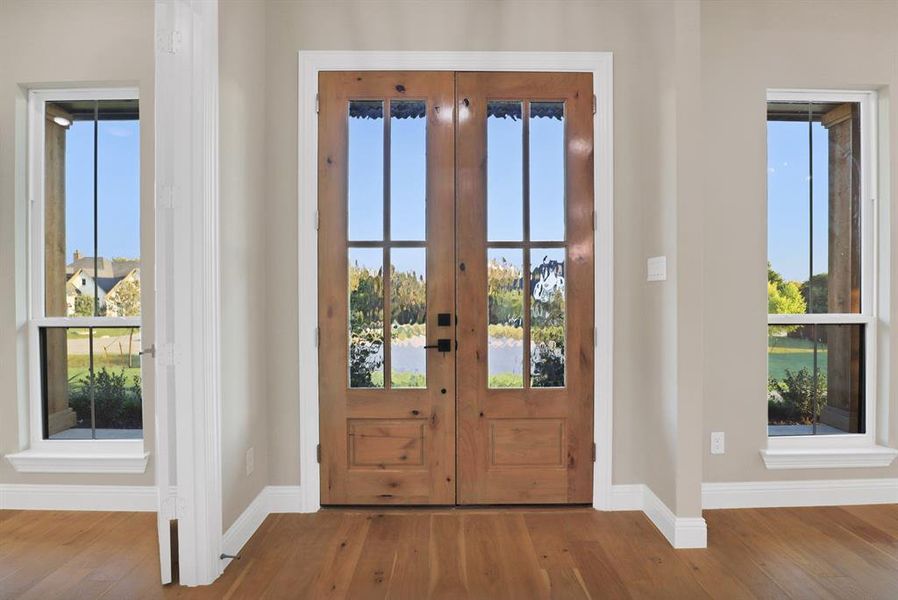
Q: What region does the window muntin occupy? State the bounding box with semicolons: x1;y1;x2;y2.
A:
767;94;870;439
33;93;143;442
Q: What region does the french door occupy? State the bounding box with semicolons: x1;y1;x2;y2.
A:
318;71;594;505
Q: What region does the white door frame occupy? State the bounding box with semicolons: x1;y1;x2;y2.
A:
297;51;614;511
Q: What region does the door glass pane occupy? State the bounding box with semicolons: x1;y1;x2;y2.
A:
529;102;565;241
530;248;565;387
41;326;143;439
488;248;523;388
768;324;864;436
391;248;426;388
487;101;523;242
349;248;384;388
390;100;426;241
348;101;384;241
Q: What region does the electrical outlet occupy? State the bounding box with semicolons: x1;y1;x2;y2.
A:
710;432;725;455
245;447;255;476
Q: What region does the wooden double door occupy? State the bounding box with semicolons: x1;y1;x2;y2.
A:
318;71;594;505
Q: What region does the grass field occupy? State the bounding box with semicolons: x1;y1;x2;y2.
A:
66;353;141;385
768;336;827;381
67;328;140;339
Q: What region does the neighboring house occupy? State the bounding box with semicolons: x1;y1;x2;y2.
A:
105;268;141;317
64;250;140;316
65;268;108;315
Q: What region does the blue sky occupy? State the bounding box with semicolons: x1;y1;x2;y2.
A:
65;119;140;261
348;108;566;276
767;120;829;282
63;108;817;286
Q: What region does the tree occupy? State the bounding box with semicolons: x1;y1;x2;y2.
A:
106;278;141;317
799;273;828;314
768;264;806;338
73;295;95;317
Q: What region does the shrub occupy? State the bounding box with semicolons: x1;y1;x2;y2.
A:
768;367;827;424
68;367;142;429
349;331;384;388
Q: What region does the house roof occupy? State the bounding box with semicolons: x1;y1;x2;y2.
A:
66;257;139;278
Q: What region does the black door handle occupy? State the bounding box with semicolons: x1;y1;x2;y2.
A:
424;338;452;353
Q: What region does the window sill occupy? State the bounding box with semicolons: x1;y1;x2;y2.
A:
760;445;898;470
5;449;149;474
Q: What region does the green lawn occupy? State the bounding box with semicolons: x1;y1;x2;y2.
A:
67;328;140;339
66;352;141;385
768;336;827;381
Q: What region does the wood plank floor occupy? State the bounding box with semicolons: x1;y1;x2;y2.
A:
2;505;897;599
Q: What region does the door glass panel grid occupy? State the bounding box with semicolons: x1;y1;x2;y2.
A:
347;98;428;389
486;100;567;389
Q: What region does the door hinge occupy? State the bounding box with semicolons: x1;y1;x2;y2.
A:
157;184;174;210
314;210;320;231
592;94;597;115
315;93;320;114
592;443;597;462
156;30;182;55
155;343;176;367
594;327;598;348
592;210;597;231
314;327;320;348
316;443;321;463
160;487;184;520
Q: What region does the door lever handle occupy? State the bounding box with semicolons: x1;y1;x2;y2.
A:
423;338;452;353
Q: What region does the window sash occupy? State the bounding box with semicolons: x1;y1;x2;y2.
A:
27;87;143;451
767;313;872;326
766;88;879;448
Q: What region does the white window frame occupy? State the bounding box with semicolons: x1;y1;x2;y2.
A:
6;87;148;473
763;88;896;469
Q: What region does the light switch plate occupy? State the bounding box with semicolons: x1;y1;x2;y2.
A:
647;256;667;281
246;447;255;476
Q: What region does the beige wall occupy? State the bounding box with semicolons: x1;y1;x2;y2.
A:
701;0;898;482
262;0;700;513
219;0;270;531
3;0;894;522
0;0;155;486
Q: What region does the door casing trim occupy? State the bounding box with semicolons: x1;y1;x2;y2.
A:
298;51;614;511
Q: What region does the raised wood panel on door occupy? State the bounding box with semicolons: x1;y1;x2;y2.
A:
318;72;456;504
456;72;595;504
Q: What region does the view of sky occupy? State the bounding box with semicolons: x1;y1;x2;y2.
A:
767;120;829;283
348;104;566;277
65;118;141;261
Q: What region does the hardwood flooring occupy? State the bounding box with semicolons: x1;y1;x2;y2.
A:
2;505;897;599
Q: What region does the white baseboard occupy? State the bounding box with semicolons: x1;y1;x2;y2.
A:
0;484;157;511
608;483;645;510
221;487;269;564
609;484;708;549
702;478;898;509
221;485;307;567
266;485;303;513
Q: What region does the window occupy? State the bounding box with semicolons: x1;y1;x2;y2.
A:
11;88;147;471
764;90;895;468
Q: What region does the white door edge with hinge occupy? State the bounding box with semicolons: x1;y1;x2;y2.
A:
154;0;222;587
297;51;614;512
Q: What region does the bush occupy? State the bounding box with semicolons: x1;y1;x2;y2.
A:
68;367;142;429
532;346;565;387
350;331;384;388
768;368;827;424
